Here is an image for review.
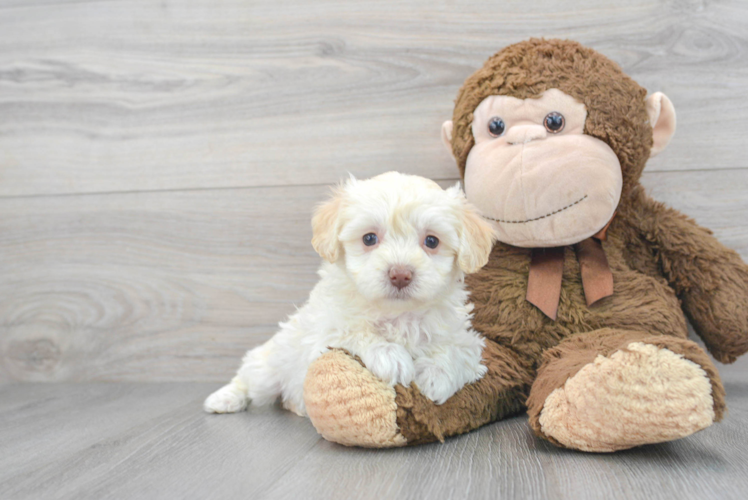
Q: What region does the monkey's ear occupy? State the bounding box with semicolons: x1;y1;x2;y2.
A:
311;188;345;263
455;195;496;274
441;120;455;160
645;92;676;157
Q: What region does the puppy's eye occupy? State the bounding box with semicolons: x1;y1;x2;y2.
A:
487;117;505;137
363;233;378;246
424;235;439;249
544;112;565;133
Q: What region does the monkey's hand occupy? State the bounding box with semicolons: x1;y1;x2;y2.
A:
634;191;748;363
303;341;530;447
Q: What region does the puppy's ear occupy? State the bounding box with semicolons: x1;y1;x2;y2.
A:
453;188;496;274
311;187;345;263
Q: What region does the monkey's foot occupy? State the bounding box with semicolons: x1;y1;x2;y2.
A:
304;350;407;448
538;342;717;452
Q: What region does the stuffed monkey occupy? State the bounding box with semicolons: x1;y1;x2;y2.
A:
302;39;748;452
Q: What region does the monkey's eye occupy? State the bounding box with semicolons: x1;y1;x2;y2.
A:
544;112;565;133
487;117;506;137
424;235;439;249
363;233;378;246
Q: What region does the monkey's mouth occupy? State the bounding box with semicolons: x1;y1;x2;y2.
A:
482;194;588;224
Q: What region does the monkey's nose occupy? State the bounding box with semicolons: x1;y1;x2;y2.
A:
506;125;547;145
389;266;413;290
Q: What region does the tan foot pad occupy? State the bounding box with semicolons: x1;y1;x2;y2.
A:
304;350;407;448
539;342;715;452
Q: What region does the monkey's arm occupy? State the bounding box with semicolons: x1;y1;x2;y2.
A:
628;187;748;363
304;339;531;447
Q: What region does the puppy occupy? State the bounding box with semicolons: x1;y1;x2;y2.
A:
204;172;496;416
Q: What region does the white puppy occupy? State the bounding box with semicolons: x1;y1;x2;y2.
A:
204;172;496;416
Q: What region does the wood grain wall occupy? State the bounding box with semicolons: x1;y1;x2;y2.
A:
1;0;747;382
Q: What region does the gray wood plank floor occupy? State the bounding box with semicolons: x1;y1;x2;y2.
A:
1;362;747;500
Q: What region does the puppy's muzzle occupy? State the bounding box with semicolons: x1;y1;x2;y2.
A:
388;266;413;290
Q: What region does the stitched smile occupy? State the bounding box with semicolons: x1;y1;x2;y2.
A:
482;194;588;224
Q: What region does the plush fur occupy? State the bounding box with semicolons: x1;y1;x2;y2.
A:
204;172;495;416
302;39;748;452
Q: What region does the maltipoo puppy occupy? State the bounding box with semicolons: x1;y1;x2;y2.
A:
204;172;496;416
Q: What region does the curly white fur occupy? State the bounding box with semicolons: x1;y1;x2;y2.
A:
204;172;495;416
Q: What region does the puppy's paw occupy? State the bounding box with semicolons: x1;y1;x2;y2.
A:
414;353;487;405
469;362;489;382
203;384;249;414
414;361;457;405
361;343;415;387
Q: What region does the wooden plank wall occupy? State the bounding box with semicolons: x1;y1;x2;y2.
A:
1;0;747;382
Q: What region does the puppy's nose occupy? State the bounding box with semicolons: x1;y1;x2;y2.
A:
389;266;413;290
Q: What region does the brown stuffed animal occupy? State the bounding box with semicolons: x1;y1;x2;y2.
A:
302;39;748;452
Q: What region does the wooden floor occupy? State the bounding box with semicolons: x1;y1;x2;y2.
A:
1;0;748;498
2;364;748;500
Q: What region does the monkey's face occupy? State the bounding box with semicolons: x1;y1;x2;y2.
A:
461;89;622;248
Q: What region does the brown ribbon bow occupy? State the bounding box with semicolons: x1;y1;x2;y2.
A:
526;216;615;320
